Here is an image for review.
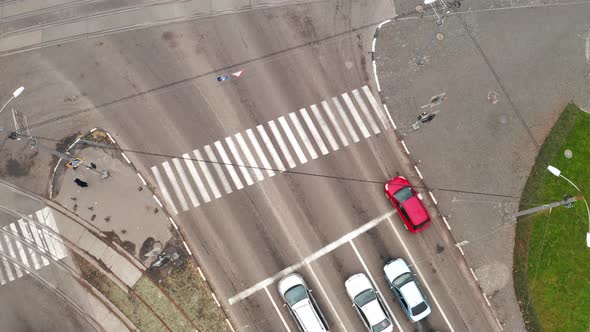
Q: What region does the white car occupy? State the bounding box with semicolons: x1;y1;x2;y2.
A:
383;259;431;322
278;273;330;332
345;273;393;332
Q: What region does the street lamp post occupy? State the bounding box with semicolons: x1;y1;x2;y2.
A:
0;86;24;115
547;165;590;247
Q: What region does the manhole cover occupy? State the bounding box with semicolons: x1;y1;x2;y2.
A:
436;32;445;41
565;149;573;158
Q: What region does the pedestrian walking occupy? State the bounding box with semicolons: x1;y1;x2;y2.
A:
74;178;88;188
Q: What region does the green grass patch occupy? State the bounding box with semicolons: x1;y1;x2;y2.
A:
514;104;590;332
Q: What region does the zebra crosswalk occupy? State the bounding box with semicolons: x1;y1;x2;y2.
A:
0;207;68;286
151;86;390;215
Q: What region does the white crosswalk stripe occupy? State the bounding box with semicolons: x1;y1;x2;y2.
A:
235;133;265;181
194;149;221;199
0;238;15;281
310;104;339;152
214;140;245;190
17;219;42;269
246;129;276;177
204;145;233;194
172;158;199;208
225;136;254;186
331;96;360;143
183;153;212;203
321;101;349;147
352;89;380;135
256;125;285;173
0;260;4;285
279;116;308;164
341;92;371;138
290;112;319;159
28;220;51;266
268;120;296;168
163;161;189;212
362;85;389;128
40;208;67;259
151;165;178;215
299;108;329;155
9;224;31;273
2;231;23;277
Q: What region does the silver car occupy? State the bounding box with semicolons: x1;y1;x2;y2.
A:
278;273;330;332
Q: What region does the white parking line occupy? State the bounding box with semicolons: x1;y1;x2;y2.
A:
257;124;287;172
268;120;297;168
225;136;254;186
172;158;199;208
204;144;233;194
321;100;349;147
0;238;15;281
235;132;265;181
341;92;371;139
151;166;178;215
279;115;308;164
264;286;292;332
17;220;41;269
349;239;403;332
299;108;329;156
163;161;190;212
362;85;389;128
352;89;381;134
194;149;222;199
182;153;211;203
214;140;245;190
305;262;348;332
310;104;339;151
290;112;318;159
247;128;277;177
229;210;396;304
332;96;360;143
387;219;455;332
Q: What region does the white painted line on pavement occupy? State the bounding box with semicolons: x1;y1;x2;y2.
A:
152;195;163;208
372;38;376;52
401;140;410;154
321;100;349;147
28;221;50;266
279;115;308;164
341;92;371;139
226;319;236;332
0;259;4;285
183;242;192;256
90;128;97;132
349;239;403;332
264;286;292;332
168;217;179;230
106;132;115;143
194;149;222;199
0;238;15;281
172;158;199;208
36;210;59;260
257;124;286;172
17;220;41;269
373;60;381;92
182;153;211;203
332;96;360;143
414;165;423;179
42;209;67;260
197;266;207;281
310;104;339;151
163;161;189;212
378;19;391;29
457;244;465;256
136;172;147;186
268;120;296;168
229;210;395;304
204;145;233;194
387;219;455;332
305;262;348;332
211;292;221;307
215;140;245;190
428;191;438;204
225;136;254;186
121;152;131;164
470;267;478;281
362;85;389;129
235;132;265;181
300;108;329;155
246;128;276;177
290;112;318;159
352;89;381;134
382;102;397;130
2;230;24;277
151;166;177;215
483;293;492;308
442;216;452;230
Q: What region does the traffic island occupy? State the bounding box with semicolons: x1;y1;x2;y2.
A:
514;104;590;331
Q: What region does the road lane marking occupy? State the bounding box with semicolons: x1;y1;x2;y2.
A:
321;100;349;147
215;140;245;190
387;219;455;332
194;149;222;199
279;115;308;164
172;158;199;207
352;89;381;134
182;153;211;203
247;128;276;177
228;210;396;304
290;112;319;159
310;104;339;151
28;219;51;266
257;124;286;172
264;286;292;332
162;161;190;212
2;230;23;277
305;262;348;332
225;136;254;186
331;96;360;143
17;219;41;269
8;224;32;273
151;165;178;215
204;144;233;194
349;239;403;332
299;108;329;155
362;85;389;129
268;120;296;168
235;132;265;181
341;92;371;138
0;237;15;281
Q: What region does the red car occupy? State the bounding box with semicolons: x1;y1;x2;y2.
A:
385;176;431;233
